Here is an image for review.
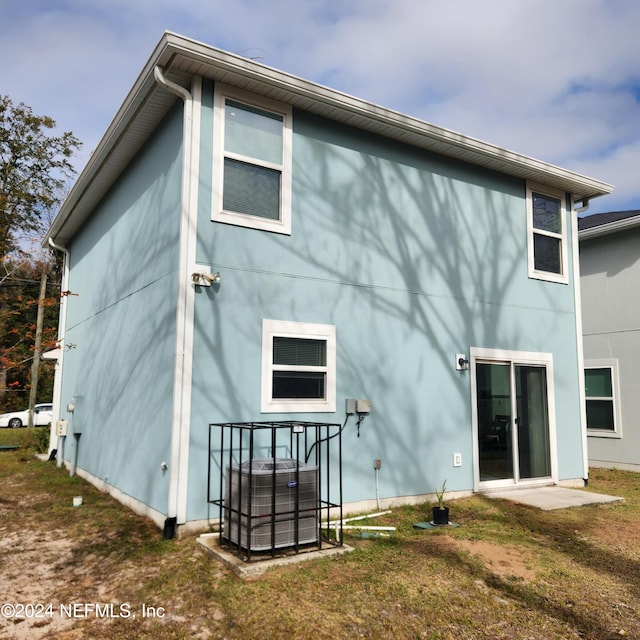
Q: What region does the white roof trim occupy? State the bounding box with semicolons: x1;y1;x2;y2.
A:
579;215;640;240
47;31;613;246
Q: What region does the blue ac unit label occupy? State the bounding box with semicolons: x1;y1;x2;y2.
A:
287;480;297;488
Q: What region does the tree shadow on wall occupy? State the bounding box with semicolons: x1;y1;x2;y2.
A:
196;123;538;498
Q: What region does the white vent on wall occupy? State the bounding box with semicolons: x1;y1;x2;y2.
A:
224;458;318;551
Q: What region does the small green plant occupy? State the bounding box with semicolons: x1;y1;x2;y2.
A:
33;427;51;454
435;480;447;509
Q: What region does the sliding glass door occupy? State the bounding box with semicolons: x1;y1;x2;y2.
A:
474;351;554;487
515;365;551;480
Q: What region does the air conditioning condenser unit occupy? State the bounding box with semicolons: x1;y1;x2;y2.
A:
224;458;318;552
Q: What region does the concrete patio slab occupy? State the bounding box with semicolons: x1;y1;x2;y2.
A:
485;486;623;511
196;533;354;578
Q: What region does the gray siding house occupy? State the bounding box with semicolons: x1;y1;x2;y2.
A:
46;32;612;533
579;211;640;471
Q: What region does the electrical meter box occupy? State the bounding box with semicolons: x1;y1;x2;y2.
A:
346;399;372;415
355;399;371;414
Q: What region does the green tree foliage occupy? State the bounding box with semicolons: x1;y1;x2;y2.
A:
0;94;81;257
0;254;61;412
0;95;80;409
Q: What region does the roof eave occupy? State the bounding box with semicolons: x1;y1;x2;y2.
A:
579;215;640;240
46;31;614;247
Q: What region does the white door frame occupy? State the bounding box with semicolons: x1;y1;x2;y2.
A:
470;347;559;492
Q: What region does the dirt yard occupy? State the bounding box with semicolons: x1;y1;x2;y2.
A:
2;447;640;640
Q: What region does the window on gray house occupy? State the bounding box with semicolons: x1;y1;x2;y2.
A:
584;367;615;431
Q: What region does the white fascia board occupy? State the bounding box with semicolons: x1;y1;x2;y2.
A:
45;35;182;247
579;215;640;240
47;31;613;247
162;32;612;200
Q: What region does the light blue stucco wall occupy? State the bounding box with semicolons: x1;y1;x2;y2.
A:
59;106;183;515
185;80;584;522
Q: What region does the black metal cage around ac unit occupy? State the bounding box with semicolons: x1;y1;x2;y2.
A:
207;420;343;561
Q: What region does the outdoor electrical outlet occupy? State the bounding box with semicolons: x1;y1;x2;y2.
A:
374;458;382;470
453;452;462;467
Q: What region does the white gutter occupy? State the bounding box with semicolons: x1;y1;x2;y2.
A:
574;198;590;215
47;32;613;251
153;66;201;535
570;199;589;484
160;33;613;200
47;237;70;465
579;214;640;240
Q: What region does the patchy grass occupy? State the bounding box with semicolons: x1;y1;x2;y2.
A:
1;438;639;639
0;425;48;452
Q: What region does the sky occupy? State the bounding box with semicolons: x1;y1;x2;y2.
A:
2;0;640;215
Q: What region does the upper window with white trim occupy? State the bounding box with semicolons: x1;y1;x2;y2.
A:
213;85;292;234
526;182;568;284
261;320;336;413
585;361;621;437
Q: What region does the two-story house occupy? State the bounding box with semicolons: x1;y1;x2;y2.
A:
46;32;612;534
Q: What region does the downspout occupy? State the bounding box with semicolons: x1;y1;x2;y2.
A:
571;196;589;485
48;237;70;467
153;66;196;538
574;198;590;215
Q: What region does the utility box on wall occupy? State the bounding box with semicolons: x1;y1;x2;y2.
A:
224;458;318;552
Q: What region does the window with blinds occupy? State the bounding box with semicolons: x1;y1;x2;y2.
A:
213;86;292;234
272;337;327;399
261;320;336;413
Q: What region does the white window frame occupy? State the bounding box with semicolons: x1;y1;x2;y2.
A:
212;84;292;234
585;359;622;438
261;320;336;413
526;182;568;284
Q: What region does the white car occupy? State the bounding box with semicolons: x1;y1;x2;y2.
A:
0;403;53;428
